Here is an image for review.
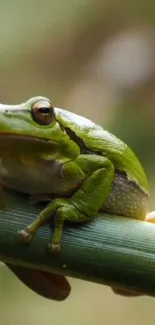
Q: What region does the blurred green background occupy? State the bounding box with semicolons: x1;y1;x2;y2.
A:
0;0;155;324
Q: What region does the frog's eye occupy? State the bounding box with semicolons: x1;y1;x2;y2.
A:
32;100;55;125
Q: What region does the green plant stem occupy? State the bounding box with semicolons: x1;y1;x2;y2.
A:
1;190;155;296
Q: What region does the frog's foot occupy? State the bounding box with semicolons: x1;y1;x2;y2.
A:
145;211;155;223
17;196;91;253
17;229;33;244
47;242;60;253
17;218;41;244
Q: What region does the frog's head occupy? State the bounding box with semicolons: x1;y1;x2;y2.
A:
0;97;66;142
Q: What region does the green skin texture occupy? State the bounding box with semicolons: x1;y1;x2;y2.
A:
0;96;149;252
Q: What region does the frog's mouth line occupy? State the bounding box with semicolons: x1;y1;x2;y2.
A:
0;133;56;143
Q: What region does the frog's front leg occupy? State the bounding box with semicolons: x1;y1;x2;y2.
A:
18;155;114;252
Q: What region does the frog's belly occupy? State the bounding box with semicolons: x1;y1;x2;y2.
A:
0;158;81;195
102;172;148;220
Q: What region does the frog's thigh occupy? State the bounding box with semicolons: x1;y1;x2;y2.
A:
145;211;155;223
71;154;115;216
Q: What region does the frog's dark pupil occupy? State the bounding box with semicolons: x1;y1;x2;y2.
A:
39;107;51;114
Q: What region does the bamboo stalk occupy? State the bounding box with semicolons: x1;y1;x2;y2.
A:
1;190;155;297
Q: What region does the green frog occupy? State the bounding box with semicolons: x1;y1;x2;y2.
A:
0;96;155;299
0;96;153;254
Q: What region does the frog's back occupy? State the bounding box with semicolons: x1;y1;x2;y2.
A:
83;126;148;193
55;108;149;194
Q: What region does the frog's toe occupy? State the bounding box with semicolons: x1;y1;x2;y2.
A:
17;229;33;244
47;242;60;254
